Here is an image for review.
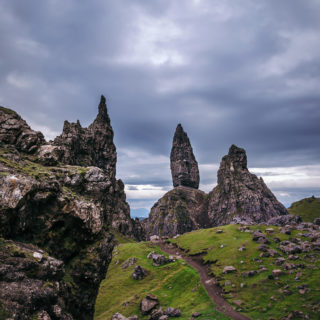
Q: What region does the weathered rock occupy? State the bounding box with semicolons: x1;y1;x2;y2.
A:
37;144;64;166
149;308;163;320
223;266;236;273
164;307;181;317
151;254;171;266
267;214;301;226
0;106;45;153
54;95;116;177
122;257;137;269
208;145;288;225
140;294;159;315
280;241;302;254
272;269;284;277
143;186;209;238
170;124;199;189
111;313;129;320
0;97;141;319
242;270;257;277
132;265;147;280
192;312;202;317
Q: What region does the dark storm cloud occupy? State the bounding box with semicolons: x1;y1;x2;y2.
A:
0;0;319;214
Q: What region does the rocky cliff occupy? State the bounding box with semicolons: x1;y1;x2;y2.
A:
170;124;199;189
207;144;288;225
0;97;141;319
144;186;210;238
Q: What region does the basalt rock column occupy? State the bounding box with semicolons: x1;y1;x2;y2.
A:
208;144;288;225
170;124;200;189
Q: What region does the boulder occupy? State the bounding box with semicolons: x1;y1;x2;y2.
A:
140;294;159;315
111;313;129;320
122;257;137;269
132;265;147;280
223;266;236;273
272;269;284;277
164;307;181;317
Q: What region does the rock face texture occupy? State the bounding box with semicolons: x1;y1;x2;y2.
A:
207;144;288;225
54;95;116;179
0;106;45;153
0;97;140;319
170;124;199;189
144;186;210;238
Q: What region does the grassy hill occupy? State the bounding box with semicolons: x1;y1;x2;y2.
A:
170;224;320;320
288;196;320;222
94;237;229;320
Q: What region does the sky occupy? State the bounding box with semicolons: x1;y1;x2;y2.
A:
0;0;319;217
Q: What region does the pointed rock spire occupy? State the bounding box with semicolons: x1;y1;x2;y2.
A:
95;94;110;124
208;144;288;225
170;124;200;189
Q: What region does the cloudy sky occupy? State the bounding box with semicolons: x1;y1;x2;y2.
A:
1;0;319;217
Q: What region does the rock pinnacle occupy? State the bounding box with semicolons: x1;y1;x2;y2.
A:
170;124;200;189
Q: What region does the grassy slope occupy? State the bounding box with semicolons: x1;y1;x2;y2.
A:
288;196;320;222
94;239;230;320
171;224;320;320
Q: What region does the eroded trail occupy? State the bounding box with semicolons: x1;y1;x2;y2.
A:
158;241;250;320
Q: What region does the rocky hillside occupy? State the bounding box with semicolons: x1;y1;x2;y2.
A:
170;222;320;319
208;145;288;226
0;97;142;319
144;127;287;238
288;196;320;223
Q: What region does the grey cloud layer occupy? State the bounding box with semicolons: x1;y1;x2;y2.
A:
0;0;319;214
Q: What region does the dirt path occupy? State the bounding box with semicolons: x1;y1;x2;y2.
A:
158;241;250;320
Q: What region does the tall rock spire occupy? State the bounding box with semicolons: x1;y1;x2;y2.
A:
170;124;200;189
208;144;288;225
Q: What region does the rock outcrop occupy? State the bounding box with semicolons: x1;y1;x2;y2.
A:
170;124;199;189
0;106;45;153
0;97;140;319
53;95;116;179
144;186;209;238
207;144;288;225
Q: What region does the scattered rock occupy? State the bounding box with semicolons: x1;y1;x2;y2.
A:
132;265;147;280
223;266;236;273
272;269;284;277
192;312;201;317
149;308;163;320
111;313;129;320
164;307;181;317
140;294;159;315
242;270;257;277
122;257;137;269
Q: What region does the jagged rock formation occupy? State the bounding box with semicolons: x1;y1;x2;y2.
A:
170;124;199;189
143;186;210;238
0;106;45;153
53;96;116;179
207;144;288;225
0;97;141;319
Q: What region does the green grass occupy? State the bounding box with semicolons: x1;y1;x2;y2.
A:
94;240;230;320
288;196;320;222
171;224;320;320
